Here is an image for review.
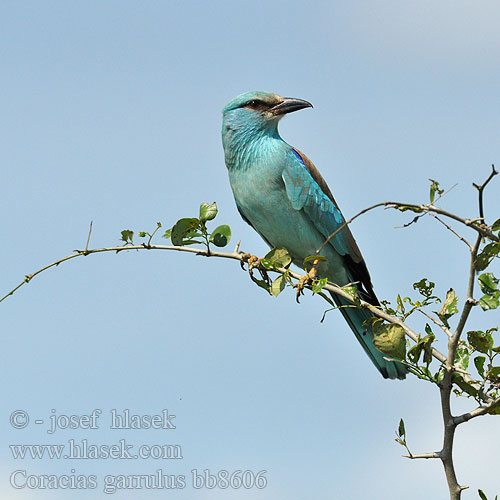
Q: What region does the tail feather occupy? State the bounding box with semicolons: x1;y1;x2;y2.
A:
330;294;407;380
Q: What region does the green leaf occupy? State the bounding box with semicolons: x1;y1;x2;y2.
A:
413;278;436;298
262;247;292;269
343;285;361;306
478;489;488;500
252;277;270;293
422;334;436;365
479;291;500;311
467;330;494;353
397;418;405;438
199;202;218;222
454;344;470;371
210;224;231;247
429;179;444;204
396;205;424;213
486;366;500;382
179;240;203;245
475;242;500;271
185;230;203;239
397;294;405;314
171;218;200;246
407;331;435;365
120;229;134;245
312;277;328;294
478;272;499;294
441;289;459;316
438;289;458;324
474;356;486;378
407;342;424;364
138;231;147;237
373;322;406;360
488;405;500;416
492;218;500;232
452;373;479;397
271;275;286;297
162;228;172;240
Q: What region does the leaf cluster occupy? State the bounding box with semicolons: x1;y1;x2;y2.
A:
120;202;232;251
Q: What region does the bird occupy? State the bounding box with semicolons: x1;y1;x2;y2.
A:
221;91;406;380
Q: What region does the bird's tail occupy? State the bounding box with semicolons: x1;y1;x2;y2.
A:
330;294;407;380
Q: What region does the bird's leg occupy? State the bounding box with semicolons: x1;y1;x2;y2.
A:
240;253;272;287
240;253;260;271
296;258;321;302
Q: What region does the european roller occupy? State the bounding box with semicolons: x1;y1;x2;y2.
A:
221;91;406;380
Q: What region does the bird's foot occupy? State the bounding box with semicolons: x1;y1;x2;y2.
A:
241;253;272;289
295;266;319;303
240;253;260;271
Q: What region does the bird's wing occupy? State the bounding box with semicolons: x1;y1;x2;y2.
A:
282;147;378;305
235;203;274;248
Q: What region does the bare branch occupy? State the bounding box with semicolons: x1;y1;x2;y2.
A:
0;244;243;304
416;307;453;338
454;397;500;425
472;163;498;222
429;214;472;250
84;221;93;254
316;198;498;258
404;452;441;459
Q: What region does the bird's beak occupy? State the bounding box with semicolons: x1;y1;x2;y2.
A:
270;97;313;116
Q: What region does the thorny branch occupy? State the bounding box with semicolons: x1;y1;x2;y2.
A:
1;168;499;500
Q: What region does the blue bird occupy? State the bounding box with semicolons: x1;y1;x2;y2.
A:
221;91;406;380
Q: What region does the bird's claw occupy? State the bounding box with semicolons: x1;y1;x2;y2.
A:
240;253;260;271
241;253;272;287
295;267;318;303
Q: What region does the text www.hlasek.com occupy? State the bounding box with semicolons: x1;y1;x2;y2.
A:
10;440;183;460
10;469;268;493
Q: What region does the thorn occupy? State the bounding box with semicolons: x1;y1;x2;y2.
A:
234;240;241;254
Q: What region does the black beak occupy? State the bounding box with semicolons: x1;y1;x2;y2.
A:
270;97;313;115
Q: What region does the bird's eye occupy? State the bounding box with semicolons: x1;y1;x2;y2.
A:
246;99;266;109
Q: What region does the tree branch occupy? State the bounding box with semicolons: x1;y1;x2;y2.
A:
404;452;441;459
435;166;498;500
316;198;498;257
454;396;500;425
429;214;472;250
473;164;498;222
416;307;453;338
0;244;242;303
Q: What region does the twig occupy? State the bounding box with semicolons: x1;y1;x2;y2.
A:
454;396;500;425
404;452;441;459
0;244;242;304
316;199;498;257
472;164;498;222
429;214;472;250
84;221;93;254
416;307;453;338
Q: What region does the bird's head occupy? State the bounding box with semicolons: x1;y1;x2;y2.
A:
222;91;312;146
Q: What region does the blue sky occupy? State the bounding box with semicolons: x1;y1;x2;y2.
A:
1;1;499;499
